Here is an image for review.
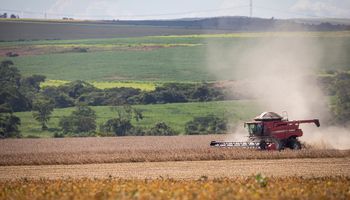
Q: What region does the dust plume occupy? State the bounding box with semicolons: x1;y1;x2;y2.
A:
206;33;349;149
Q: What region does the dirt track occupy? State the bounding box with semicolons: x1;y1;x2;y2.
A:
1;158;349;180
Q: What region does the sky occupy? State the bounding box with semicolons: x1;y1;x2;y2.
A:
0;0;349;20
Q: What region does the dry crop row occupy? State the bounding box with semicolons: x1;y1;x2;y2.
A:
1;176;349;200
1;136;349;166
1;148;349;166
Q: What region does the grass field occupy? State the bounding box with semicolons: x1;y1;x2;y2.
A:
1;32;350;81
15;100;260;137
1;176;349;200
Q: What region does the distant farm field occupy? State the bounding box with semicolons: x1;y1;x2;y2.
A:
1;31;350;81
15;100;260;138
0;20;214;41
41;79;158;91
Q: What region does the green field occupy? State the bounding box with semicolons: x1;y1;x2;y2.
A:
15;100;260;138
3;31;350;137
2;32;350;82
41;79;158;91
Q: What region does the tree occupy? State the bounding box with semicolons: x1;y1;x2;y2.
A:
102;118;133;136
0;113;21;138
42;87;74;108
149;122;176;136
0;60;20;87
185;114;227;135
0;13;7;18
191;84;210;101
21;75;46;92
0;61;45;112
0;104;21;138
101;105;143;136
60;80;97;99
58;104;97;134
32;96;54;130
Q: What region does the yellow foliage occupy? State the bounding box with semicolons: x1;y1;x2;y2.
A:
40;80;157;91
0;176;349;200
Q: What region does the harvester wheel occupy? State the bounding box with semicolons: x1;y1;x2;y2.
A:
274;139;284;151
289;138;302;150
259;140;267;150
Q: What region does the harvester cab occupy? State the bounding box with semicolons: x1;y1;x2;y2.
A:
210;111;320;151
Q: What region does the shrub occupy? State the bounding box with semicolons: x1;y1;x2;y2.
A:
0;113;21;138
185;114;227;135
148;122;176;136
58;104;97;134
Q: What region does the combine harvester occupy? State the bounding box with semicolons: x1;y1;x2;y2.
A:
210;112;320;150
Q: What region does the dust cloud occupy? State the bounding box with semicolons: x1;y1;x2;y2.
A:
206;33;349;149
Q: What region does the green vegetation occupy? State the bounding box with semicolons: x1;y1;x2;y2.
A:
32;95;54;130
2;32;350;81
185;114;227;135
8;46;210;81
2;31;350;138
58;104;97;136
332;72;350;125
100;105;143;136
0;112;21;138
15;100;260;137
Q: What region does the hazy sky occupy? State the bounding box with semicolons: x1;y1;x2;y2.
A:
1;0;349;20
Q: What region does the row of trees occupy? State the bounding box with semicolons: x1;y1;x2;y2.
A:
55;104;177;137
0;13;19;19
42;81;228;108
0;61;231;114
1;60;350;138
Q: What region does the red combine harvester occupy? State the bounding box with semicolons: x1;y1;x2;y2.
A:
210;112;320;150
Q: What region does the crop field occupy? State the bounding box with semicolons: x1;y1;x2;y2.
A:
15;100;260;137
0;20;215;41
1;136;349;199
1;136;349;166
41;79;158;91
1;20;350;199
1;176;349;200
1;31;350;81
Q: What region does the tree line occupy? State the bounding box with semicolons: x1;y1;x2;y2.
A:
1;60;350;138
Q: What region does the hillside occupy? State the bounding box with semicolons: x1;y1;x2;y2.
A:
1;17;350;41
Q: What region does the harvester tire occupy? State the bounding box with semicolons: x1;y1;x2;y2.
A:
259;140;267;150
274;140;284;151
289;138;302;150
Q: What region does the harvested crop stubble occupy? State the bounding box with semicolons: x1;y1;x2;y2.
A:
0;176;349;200
0;136;349;166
